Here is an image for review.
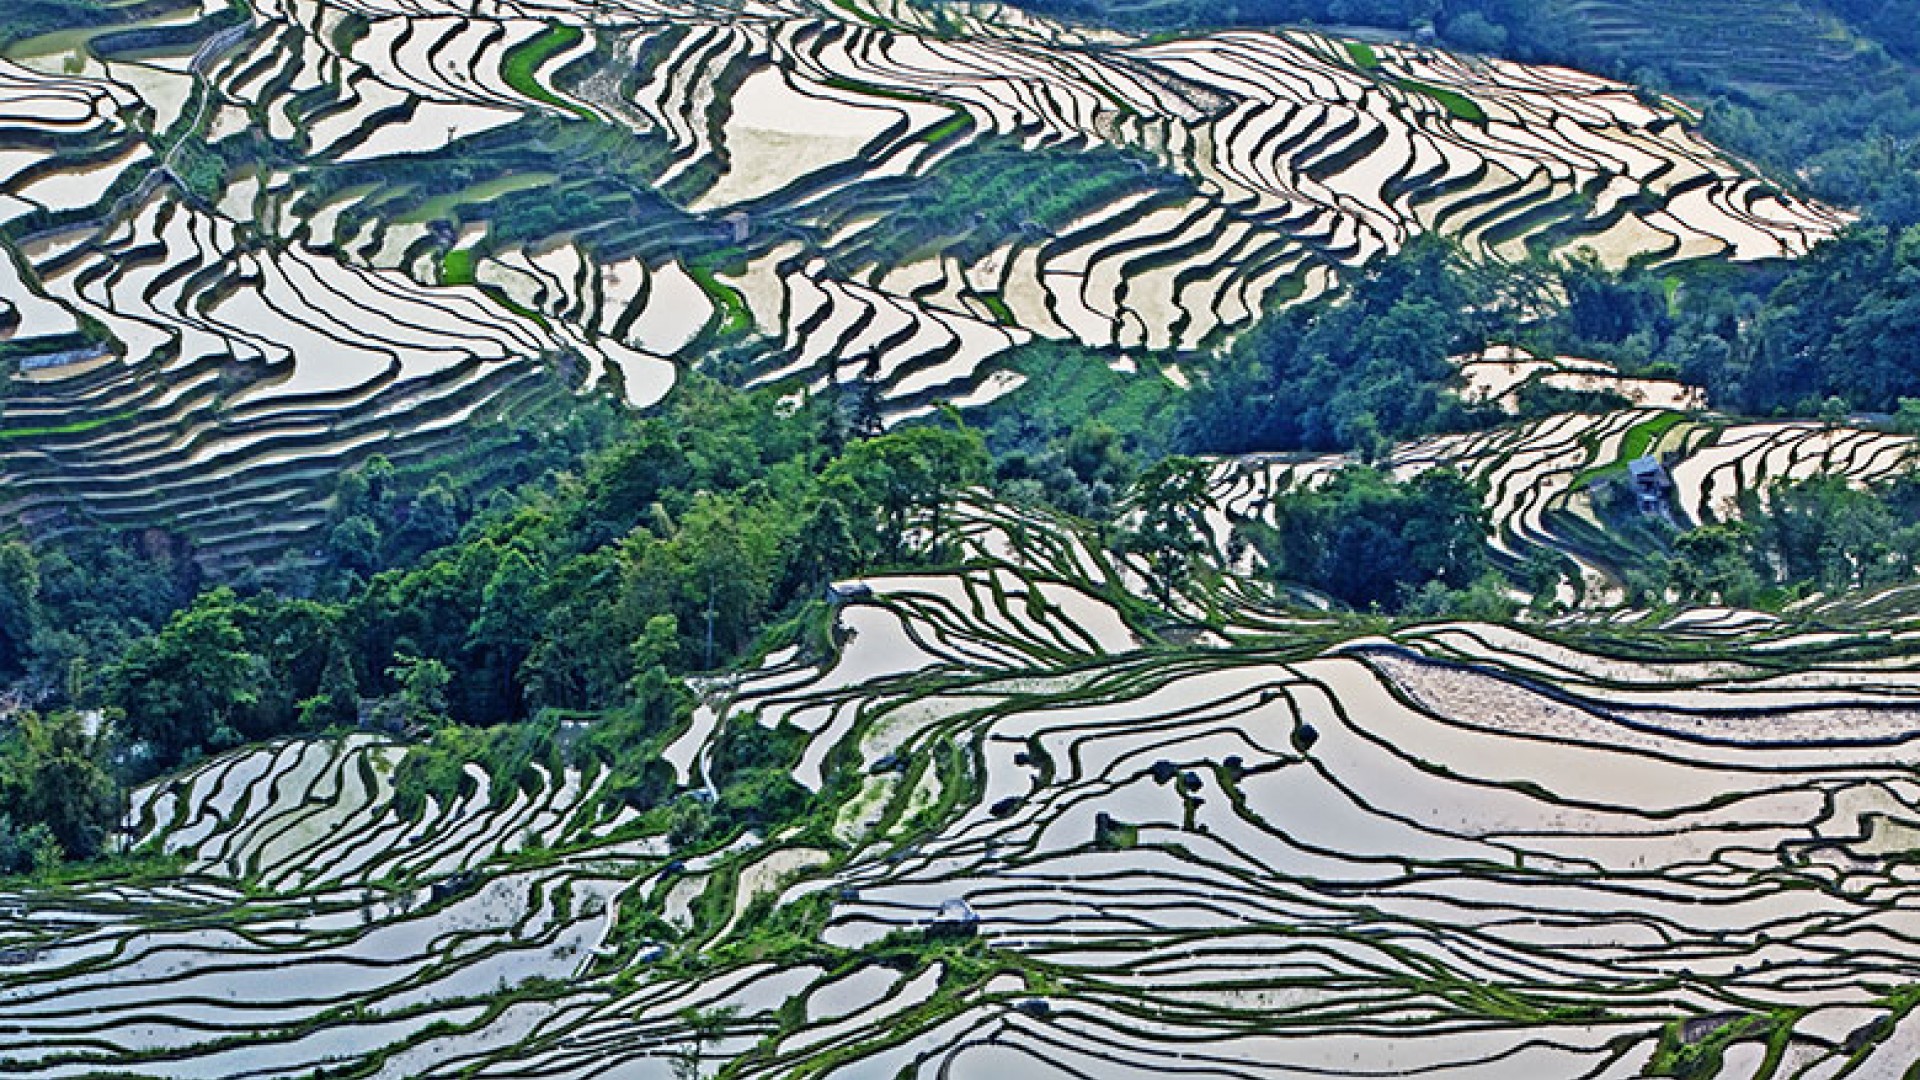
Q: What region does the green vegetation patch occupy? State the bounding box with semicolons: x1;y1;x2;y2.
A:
1344;39;1381;69
918;111;973;145
0;409;134;441
975;293;1016;326
1242;466;1499;614
685;257;754;340
1646;1011;1796;1080
440;247;476;286
975;339;1181;465
500;24;591;121
821;74;932;106
1396;78;1488;122
1573;411;1686;485
1620;411;1685;461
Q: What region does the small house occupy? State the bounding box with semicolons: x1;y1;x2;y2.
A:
927;897;980;939
1626;456;1671;513
825;581;874;604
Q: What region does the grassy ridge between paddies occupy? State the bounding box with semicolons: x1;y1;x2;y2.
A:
439;247;553;330
1397;77;1488;122
1335;38;1483;121
1573;410;1687;485
500;23;591;121
0;410;135;441
686;254;753;340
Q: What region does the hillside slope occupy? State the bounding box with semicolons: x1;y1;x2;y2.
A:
0;0;1842;567
8;500;1920;1076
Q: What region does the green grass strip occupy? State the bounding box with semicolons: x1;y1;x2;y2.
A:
919;111;972;145
437;248;551;330
441;247;475;286
0;410;135;441
826;0;889;27
500;24;591;121
686;260;753;339
1573;411;1688;486
822;74;933;106
1619;411;1685;462
1396;78;1487;123
1345;40;1380;69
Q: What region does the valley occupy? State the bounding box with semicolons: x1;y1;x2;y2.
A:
1;1;1918;1078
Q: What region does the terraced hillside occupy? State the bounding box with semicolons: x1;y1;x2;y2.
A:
11;3;1920;1076
0;0;1844;565
9;500;1920;1076
1201;382;1920;607
1556;0;1875;98
995;0;1888;100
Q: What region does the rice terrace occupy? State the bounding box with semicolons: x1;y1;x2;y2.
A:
3;0;1920;1076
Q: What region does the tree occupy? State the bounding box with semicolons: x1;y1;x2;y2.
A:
0;711;119;860
1891;397;1920;434
1255;467;1492;612
1742;225;1920;415
1442;11;1507;52
0;539;40;676
1062;421;1133;490
326;515;383;578
1123;456;1214;605
388;474;461;561
248;597;350;739
1669;521;1768;606
630;613;679;680
389;653;452;728
470;546;545;708
670;1007;738;1080
107;589;264;769
1183;233;1484;455
667;495;783;666
823;424;990;561
783;496;859;598
0;815;60;876
300;638;360;728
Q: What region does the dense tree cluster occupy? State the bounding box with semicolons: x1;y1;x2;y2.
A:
0;379;994;866
0;711;116;870
1533;225;1920;419
1241;467;1498;613
1647;474;1920;606
1180;234;1506;457
1179;218;1920;456
1740;225;1920;412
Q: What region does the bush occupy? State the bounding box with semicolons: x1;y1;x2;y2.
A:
1246;467;1496;612
0;815;60;876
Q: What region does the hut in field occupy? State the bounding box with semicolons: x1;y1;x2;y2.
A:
1627;456;1672;513
927;898;980;939
825;581;874;604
